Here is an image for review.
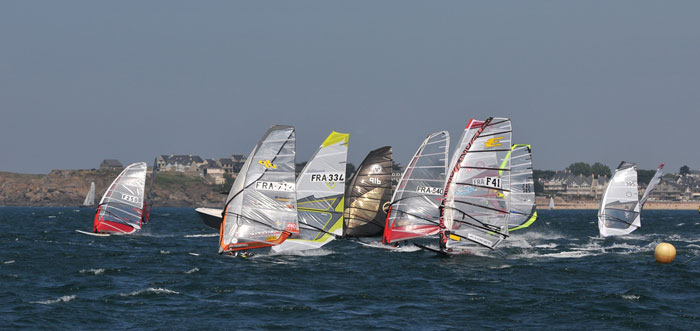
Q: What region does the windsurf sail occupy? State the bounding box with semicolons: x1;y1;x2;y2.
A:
639;163;664;207
383;131;449;244
598;161;640;237
439;117;512;251
93;162;148;234
343;146;393;237
507;144;537;231
219;125;298;253
273;131;349;252
549;197;555;210
142;158;159;223
82;182;95;206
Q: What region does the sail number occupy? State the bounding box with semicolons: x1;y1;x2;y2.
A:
255;181;294;192
121;194;140;204
473;177;502;189
310;172;344;183
416;186;444;195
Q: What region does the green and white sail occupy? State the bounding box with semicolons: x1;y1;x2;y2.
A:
440;117;512;251
272;131;349;252
507;144;537;231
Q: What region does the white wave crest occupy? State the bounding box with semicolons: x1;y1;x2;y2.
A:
4;260;15;264
188;252;200;256
160;250;170;254
184;233;218;238
80;268;105;275
185;267;200;274
32;295;76;305
621;294;640;300
272;249;334;256
121;288;180;296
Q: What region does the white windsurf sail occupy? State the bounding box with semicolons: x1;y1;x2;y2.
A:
93;162;148;234
549;197;555;210
639;163;664;207
598;161;640;237
507;144;537;231
383;131;449;244
273;131;349;252
82;182;96;206
219;125;298;253
440;117;512;251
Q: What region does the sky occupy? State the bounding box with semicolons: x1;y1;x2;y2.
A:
1;1;699;174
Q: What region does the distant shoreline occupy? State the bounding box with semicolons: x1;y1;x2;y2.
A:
540;199;699;210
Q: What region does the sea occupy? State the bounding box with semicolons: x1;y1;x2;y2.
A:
0;207;698;330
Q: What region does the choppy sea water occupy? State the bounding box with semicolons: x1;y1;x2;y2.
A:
0;207;698;329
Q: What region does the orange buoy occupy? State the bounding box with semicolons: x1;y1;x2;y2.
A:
655;242;676;264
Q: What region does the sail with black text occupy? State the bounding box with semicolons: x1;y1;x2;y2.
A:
383;132;449;244
343;146;393;237
272;131;349;252
93;162;148;234
507;144;537;231
439;118;512;252
598;162;663;237
219;125;298;253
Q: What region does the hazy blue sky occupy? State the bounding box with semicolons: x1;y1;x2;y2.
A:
2;1;699;174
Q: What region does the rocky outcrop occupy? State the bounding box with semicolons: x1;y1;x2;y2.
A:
0;170;226;207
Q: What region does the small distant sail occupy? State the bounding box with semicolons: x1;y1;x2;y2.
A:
273;131;349;252
598;161;640;237
93;162;148;234
343;146;393;237
440;117;512;251
142;158;159;223
82;182;96;206
507;144;538;232
219;125;298;253
549;197;555;210
639;163;664;207
383;131;449;244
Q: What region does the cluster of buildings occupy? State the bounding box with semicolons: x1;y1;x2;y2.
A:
100;154;247;185
539;169;700;202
